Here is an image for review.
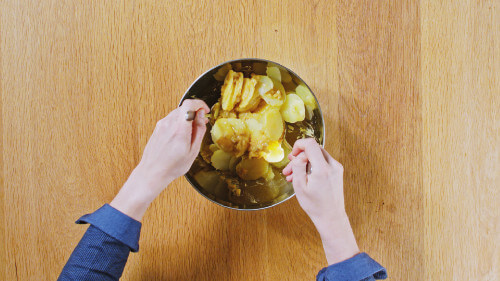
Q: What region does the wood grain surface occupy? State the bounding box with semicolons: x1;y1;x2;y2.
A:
1;1;498;280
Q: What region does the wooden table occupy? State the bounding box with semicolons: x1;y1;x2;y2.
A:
1;1;498;280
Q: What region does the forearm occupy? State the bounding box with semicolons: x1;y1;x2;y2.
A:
110;166;173;221
315;215;388;281
315;214;360;265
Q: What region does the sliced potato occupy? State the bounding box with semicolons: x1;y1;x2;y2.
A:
295;84;317;120
244;107;284;158
261;89;285;107
272;78;286;97
211;150;233;171
236;158;269;180
211;102;221;123
266;66;281;81
295;84;316;107
244;117;263;132
221;70;244;111
236;77;261;112
260;78;285;107
211;118;250;157
255;75;284;107
280;93;305;123
228;156;240;172
251;100;271;114
262;108;284;141
238;111;256;120
218;110;237;119
244;118;267;158
254;75;274;97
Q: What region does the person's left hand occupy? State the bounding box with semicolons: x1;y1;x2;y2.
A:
110;99;209;220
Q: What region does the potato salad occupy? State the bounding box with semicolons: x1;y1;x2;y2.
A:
205;66;316;181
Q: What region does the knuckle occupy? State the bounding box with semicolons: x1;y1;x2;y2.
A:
338;164;344;173
332;162;344;173
182;99;193;105
300;138;317;149
180;99;194;109
156;119;165;128
305;138;316;144
294;138;306;146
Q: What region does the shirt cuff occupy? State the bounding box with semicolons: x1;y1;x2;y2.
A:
317;253;387;281
76;204;142;252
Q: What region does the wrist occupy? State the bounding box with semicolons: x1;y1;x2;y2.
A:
311;209;348;234
134;163;175;193
110;167;173;221
314;214;360;265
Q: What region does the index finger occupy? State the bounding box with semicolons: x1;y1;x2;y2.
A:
173;99;209;141
291;138;327;166
291;152;308;192
180;99;210;114
177;99;210;136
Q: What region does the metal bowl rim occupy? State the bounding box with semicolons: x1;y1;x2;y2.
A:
179;58;326;211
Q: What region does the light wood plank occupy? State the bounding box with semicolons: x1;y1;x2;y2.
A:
422;0;499;280
336;1;423;280
0;1;5;276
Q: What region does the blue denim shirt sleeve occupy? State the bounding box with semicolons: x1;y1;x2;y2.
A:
316;252;387;281
58;204;141;281
59;204;386;281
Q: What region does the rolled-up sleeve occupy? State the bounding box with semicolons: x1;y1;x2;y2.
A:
58;204;142;281
316;253;387;281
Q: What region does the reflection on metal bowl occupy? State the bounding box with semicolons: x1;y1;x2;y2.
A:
180;58;324;210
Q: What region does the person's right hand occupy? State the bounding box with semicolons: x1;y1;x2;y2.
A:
282;138;360;265
282;138;345;226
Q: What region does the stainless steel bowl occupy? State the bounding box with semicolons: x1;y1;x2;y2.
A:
180;58;324;210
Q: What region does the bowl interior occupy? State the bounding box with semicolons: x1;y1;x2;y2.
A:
181;59;324;210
